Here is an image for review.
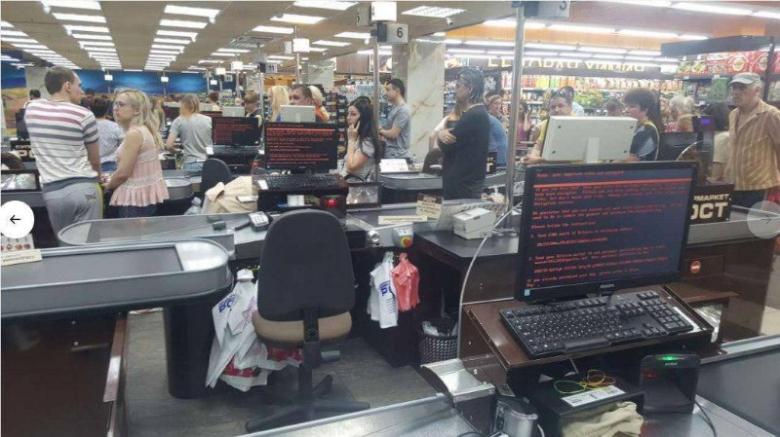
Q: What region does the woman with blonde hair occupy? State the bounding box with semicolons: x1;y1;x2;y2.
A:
309;85;330;122
105;89;169;217
151;96;166;132
166;93;213;175
268;85;289;122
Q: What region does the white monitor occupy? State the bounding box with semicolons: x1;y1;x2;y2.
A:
542;116;636;163
280;105;316;123
221;106;245;117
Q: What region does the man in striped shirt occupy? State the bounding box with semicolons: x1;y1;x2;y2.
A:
25;67;103;232
727;73;780;209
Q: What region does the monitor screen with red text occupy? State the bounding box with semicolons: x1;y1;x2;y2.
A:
517;162;697;302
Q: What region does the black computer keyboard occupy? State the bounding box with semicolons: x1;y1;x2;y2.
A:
500;290;694;358
263;174;344;191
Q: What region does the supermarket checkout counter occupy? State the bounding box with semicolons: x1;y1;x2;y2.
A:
239;335;779;437
379;171;510;203
1;240;233;436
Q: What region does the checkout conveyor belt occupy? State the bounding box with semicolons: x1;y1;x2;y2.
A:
379;170;509;191
0;240;231;320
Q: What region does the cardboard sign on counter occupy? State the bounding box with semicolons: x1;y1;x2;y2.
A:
416;193;443;220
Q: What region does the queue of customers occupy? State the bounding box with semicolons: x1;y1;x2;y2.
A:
16;66;780;232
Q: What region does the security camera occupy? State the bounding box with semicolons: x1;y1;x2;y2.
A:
446;18;453;26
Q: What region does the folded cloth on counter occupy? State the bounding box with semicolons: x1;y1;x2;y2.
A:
561;401;643;437
204;176;256;214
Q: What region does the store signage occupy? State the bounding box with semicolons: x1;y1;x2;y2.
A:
487;57;652;72
690;184;733;224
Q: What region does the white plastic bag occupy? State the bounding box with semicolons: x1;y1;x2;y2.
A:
369;252;398;329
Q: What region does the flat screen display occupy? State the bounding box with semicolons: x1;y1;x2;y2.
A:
264;122;337;171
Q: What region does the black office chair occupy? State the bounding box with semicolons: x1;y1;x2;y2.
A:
200;158;233;195
422;148;443;175
245;210;370;432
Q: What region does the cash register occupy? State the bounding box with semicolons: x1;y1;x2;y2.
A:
256;122;347;217
501;162;700;358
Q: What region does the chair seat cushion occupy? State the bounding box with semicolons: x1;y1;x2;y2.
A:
252;311;351;346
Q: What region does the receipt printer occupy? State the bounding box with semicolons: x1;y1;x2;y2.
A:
453;207;496;240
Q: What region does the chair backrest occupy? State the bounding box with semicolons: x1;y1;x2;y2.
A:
257;209;355;321
201;158;233;194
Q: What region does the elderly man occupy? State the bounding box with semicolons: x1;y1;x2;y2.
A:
726;72;780;208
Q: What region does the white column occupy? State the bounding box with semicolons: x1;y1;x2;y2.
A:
392;40;445;161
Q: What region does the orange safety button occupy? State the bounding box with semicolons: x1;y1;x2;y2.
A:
400;236;412;247
690;260;702;274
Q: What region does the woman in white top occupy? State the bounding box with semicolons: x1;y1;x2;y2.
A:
105;89;169;217
166;93;213;175
704;102;731;182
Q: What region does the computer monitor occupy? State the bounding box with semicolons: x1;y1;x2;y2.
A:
162;105;179;122
264;122;338;171
280;105;316;123
222;106;245;117
541;116;635;163
516;162;697;302
211;116;261;146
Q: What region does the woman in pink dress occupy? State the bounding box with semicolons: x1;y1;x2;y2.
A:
105;89;169;217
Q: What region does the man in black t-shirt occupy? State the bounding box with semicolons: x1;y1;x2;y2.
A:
436;68;490;199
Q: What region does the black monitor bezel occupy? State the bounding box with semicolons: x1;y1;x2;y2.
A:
264;122;338;172
210;116;261;146
515;161;698;303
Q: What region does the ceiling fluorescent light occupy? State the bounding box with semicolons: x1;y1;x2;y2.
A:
2;38;39;44
307;47;327;52
335;31;370;39
42;0;101;11
12;43;49;49
153;38;191;45
448;48;485;54
271;13;324;25
679;34;708;40
78;40;113;46
618;29;678;38
524;50;558;57
526;43;576;51
164;5;220;22
71;33;112;40
753;10;780;20
672;2;752;15
160;19;208;29
464;40;514;47
157;29;198;40
624;56;656;61
433;32;446;36
313;40;350;47
402;6;465;18
578;46;626;54
293;1;357;11
559;52;593;58
1;21;14;27
587;54;624;59
268;55;295;60
52;13;105;23
600;0;671;7
149;49;181;55
252;25;294;34
151;44;184;51
64;24;108;33
549;24;615;34
444;39;462;44
217;48;251;53
211;52;237;57
1;30;28;37
628;50;661;56
198;59;223;63
86;48;117;53
486;50;514;56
